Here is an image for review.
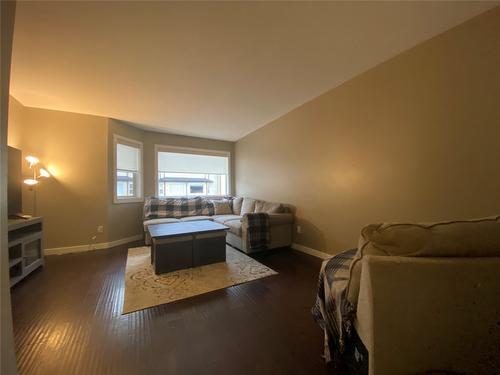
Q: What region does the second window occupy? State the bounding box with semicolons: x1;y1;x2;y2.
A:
156;147;229;198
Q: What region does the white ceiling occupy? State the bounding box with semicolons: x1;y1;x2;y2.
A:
10;1;498;141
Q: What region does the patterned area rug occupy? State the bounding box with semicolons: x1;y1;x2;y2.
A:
122;246;277;314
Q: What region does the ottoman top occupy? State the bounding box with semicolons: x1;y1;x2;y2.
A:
148;220;228;238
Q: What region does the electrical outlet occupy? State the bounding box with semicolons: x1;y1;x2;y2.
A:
97;225;104;233
296;225;302;234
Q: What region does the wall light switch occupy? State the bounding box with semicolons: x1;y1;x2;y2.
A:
296;225;302;234
97;225;104;233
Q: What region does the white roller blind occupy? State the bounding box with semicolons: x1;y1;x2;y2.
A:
158;151;228;174
117;143;139;171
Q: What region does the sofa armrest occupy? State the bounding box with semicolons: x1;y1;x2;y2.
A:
268;213;294;225
355;255;500;375
241;213;293;227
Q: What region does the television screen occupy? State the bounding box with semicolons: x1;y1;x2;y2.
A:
8;146;23;215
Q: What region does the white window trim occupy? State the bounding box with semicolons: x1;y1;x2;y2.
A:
114;134;144;204
154;144;232;198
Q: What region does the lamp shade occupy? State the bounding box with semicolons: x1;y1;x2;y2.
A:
24;179;38;186
25;155;39;166
39;168;51;178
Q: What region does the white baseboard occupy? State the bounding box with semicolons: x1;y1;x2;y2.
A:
45;234;143;256
291;243;332;260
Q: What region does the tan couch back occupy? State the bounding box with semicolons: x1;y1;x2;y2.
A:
233;197;291;215
347;215;500;306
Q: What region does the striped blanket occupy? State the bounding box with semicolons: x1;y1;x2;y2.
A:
312;248;357;365
243;212;270;250
144;196;214;219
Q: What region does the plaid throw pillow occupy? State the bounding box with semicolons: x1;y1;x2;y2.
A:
212;200;233;215
144;196;214;219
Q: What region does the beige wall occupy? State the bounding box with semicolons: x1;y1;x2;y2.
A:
107;120;145;242
6;106;235;248
8;97;109;249
235;7;500;255
106;119;235;242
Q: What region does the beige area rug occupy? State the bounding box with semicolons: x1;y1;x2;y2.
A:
122;246;278;314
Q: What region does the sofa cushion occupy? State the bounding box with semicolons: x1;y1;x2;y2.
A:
212;200;233;215
232;197;243;215
225;220;242;236
255;200;283;214
179;216;213;222
143;217;180;230
213;215;242;224
240;198;256;215
346;215;500;306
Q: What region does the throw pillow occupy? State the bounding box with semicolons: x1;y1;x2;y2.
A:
255;200;283;214
240;198;256;215
213;200;233;215
232;197;243;215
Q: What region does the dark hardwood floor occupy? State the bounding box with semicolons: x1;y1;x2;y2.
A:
11;243;329;375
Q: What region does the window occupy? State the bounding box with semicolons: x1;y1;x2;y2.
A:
156;146;230;198
189;184;204;194
114;135;143;203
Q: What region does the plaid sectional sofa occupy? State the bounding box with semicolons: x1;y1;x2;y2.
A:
143;196;294;254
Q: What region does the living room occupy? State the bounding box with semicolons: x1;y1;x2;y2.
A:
1;1;500;374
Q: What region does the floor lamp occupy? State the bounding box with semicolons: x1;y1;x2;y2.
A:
23;155;51;217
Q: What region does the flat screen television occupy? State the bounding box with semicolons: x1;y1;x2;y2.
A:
8;146;23;216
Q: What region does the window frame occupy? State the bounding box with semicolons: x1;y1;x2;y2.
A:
113;135;144;204
154;144;231;199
